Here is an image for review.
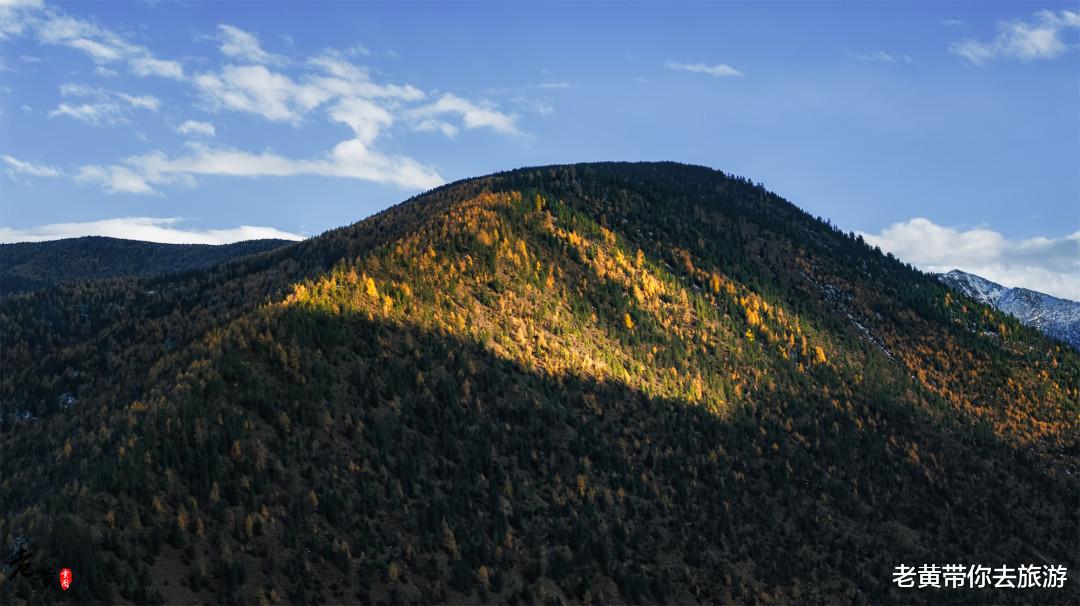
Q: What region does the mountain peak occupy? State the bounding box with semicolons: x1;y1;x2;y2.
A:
2;163;1077;604
938;269;1007;305
938;269;1080;349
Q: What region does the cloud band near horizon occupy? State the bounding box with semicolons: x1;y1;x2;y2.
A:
860;217;1080;302
0;216;306;245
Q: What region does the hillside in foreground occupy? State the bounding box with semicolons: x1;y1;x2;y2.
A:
1;163;1076;604
0;236;293;295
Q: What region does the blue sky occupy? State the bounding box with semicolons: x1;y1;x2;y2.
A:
1;0;1078;298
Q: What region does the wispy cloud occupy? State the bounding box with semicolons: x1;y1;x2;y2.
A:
176;120;216;137
531;81;574;89
76;164;164;194
409;93;520;137
0;0;45;40
3;154;62;177
1;0;184;78
664;60;743;77
0;216;305;244
5;4;525;195
217;24;286;65
96;47;515;191
77;139;444;194
860;217;1080;301
345;43;370;57
191;55;425;125
48;102;121;124
849;51;912;64
950;9;1080;65
48;83;159;124
511;96;554;117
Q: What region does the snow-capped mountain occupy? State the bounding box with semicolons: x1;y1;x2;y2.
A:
938;269;1080;350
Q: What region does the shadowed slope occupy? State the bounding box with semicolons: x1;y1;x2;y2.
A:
5;299;1075;604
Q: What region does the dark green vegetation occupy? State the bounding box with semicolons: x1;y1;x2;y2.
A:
1;163;1076;604
0;236;293;295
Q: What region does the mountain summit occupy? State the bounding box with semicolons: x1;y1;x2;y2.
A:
1;163;1076;604
939;269;1080;350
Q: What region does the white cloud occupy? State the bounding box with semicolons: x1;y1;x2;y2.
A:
0;216;305;244
117;92;159;111
129;56;184;79
218;24;285;65
174;56;505;188
0;0;43;40
76;164;161;193
58;82;97;96
860;217;1080;301
950;9;1080;65
41;10;182;78
306;54;424;100
531;81;574;89
49;84;159;124
77;137;444;194
850;51;912;64
0;1;184;77
176;119;216;137
194;64;317;123
9;5;517;195
3;154;61;177
664;60;743;77
409;93;519;136
345;44;370;57
327;97;393;144
49;102;122;124
192;56;426;124
413;118;458;138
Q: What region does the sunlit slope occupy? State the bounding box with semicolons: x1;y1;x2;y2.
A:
1;162;1076;605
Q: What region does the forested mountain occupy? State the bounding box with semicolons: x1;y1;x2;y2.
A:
0;236;293;295
939;269;1080;350
1;163;1076;605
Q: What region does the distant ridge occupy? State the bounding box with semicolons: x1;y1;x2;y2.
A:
938;269;1080;350
0;236;294;294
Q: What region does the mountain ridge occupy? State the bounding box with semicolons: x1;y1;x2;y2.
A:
938;269;1080;350
0;236;294;295
1;162;1076;604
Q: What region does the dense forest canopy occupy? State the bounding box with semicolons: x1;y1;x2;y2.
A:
1;162;1076;605
0;236;293;295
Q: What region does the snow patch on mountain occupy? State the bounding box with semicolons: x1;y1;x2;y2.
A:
938;270;1080;350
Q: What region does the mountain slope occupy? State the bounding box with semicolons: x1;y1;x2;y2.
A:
0;236;294;295
939;269;1080;350
1;163;1077;605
